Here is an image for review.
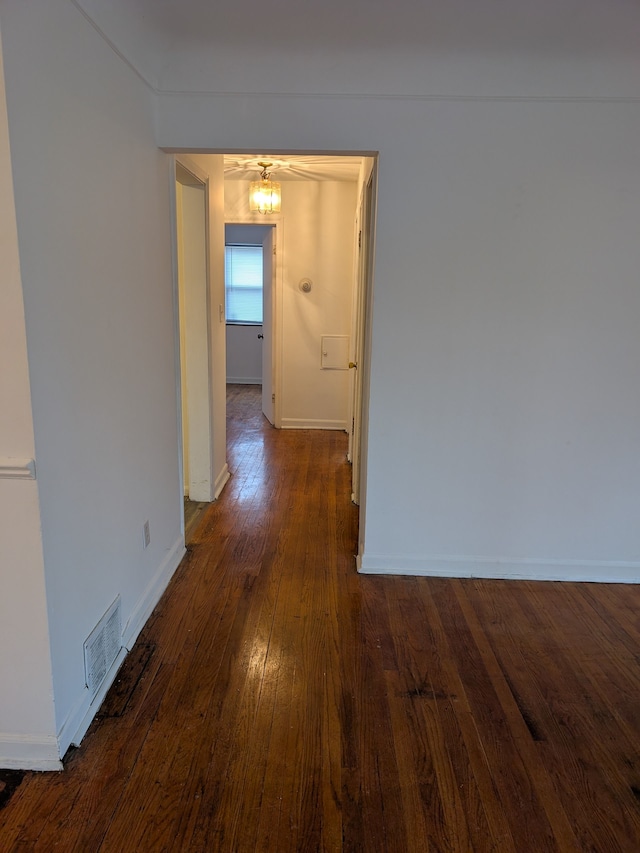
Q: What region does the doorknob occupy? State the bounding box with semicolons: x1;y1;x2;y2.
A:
349;361;357;369
257;334;264;339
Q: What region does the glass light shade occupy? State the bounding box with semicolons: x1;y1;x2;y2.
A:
249;178;281;214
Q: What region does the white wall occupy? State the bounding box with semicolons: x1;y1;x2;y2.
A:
0;25;59;771
225;180;357;429
72;0;640;104
1;0;185;761
151;1;640;101
160;88;640;581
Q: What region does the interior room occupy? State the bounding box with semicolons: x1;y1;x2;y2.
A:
1;1;640;847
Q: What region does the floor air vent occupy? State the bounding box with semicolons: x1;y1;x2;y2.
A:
83;596;122;699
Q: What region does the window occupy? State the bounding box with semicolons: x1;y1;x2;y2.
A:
225;244;263;324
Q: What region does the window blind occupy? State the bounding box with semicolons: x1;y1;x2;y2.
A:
225;244;263;324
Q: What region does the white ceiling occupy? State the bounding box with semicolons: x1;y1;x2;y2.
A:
73;0;640;95
74;0;640;59
223;155;364;183
71;0;640;177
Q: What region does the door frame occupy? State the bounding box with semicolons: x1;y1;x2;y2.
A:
353;163;377;564
225;217;282;428
166;148;378;555
170;155;214;535
348;159;377;510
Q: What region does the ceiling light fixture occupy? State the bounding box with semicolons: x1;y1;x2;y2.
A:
249;162;281;214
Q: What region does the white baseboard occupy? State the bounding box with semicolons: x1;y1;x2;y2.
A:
0;733;63;771
59;647;128;755
57;534;186;757
357;553;640;583
280;418;348;431
226;377;262;385
214;463;230;499
121;534;186;651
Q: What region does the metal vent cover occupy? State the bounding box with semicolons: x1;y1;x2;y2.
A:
83;596;122;699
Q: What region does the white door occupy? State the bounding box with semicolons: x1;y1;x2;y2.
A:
261;227;276;425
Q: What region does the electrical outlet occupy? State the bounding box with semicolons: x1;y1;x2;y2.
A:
143;520;150;549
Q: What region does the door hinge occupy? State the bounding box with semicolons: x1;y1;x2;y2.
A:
358;230;362;249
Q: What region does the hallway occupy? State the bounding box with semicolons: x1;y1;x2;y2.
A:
2;385;640;850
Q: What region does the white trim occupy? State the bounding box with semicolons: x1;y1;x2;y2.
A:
159;90;640;105
60;646;128;754
173;155;218;509
121;534;186;650
358;553;640;584
280;418;348;431
0;733;62;771
57;534;186;755
168;158;185;539
213;463;230;499
226;376;262;385
0;457;36;479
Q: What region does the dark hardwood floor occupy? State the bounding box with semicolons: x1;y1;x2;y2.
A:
2;383;640;851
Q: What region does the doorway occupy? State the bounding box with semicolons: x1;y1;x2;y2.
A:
224;223;277;425
170;151;378;555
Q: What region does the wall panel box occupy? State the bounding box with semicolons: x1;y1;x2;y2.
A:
321;335;349;369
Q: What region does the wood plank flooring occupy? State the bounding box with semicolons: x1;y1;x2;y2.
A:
2;383;640;851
